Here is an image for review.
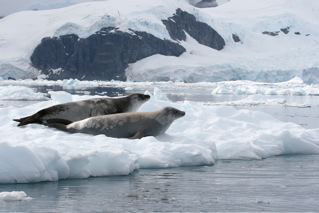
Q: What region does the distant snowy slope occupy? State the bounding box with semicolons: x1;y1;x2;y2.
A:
128;0;319;82
0;0;319;82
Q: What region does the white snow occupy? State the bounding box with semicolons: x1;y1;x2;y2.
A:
0;85;49;101
1;0;319;82
0;191;32;201
0;87;318;183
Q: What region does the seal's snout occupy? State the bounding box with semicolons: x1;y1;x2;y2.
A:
131;93;151;102
143;94;151;100
163;107;185;119
177;110;185;118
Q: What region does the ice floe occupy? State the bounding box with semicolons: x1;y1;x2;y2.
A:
0;87;318;183
0;191;32;201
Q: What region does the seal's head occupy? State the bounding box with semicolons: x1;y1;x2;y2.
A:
127;93;151;111
160;107;186;124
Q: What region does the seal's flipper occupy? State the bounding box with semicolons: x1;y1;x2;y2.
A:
46;119;73;125
47;122;68;132
13;115;40;127
130;131;145;139
47;122;77;134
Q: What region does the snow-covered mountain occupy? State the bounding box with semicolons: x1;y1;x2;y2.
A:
0;0;319;82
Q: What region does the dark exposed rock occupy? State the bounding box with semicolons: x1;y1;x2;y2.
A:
262;31;280;36
280;26;290;34
31;9;226;81
31;27;185;80
294;32;301;35
0;16;3;19
232;34;241;43
162;9;225;50
263;26;291;36
305;34;310;36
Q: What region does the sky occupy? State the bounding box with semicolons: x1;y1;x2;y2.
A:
1;0;35;16
0;0;227;17
0;0;101;16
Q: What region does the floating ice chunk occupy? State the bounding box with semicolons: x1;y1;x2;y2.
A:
0;89;319;183
1;79;319;97
207;96;287;107
0;86;49;101
62;79;98;90
211;79;319;96
0;191;32;201
48;91;73;104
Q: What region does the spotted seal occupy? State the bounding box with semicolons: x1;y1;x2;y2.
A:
50;107;185;139
14;93;150;126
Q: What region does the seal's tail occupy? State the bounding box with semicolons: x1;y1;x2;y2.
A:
13;115;39;126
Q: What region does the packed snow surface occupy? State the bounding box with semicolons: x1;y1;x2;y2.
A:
0;87;319;183
1;0;319;82
0;191;32;201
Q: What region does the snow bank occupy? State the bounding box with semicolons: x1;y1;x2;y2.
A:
0;191;32;201
0;88;319;183
0;85;49;101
